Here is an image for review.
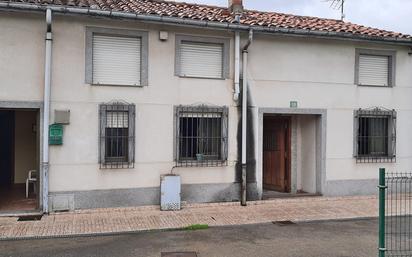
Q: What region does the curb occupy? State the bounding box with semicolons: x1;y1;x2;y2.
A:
0;216;379;242
0;226;186;242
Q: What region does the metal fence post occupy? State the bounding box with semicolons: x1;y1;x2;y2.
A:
378;168;386;257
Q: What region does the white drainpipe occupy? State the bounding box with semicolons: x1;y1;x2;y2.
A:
42;8;52;213
233;31;240;101
241;29;253;206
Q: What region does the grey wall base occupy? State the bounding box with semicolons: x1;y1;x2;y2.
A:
49;179;378;211
247;182;260;201
49;182;242;211
182;183;241;203
324;179;378;196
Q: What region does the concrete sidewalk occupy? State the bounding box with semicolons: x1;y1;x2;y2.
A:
0;195;378;240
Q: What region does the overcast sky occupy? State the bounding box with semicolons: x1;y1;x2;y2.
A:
181;0;412;35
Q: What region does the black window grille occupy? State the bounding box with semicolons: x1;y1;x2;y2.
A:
99;101;135;169
175;105;228;167
355;107;396;163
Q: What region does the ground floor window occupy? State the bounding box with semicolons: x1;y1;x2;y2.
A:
99;101;135;169
355;108;396;163
175;105;228;167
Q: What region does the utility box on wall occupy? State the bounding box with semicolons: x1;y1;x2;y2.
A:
54;109;70;124
49;124;63;145
160;174;181;211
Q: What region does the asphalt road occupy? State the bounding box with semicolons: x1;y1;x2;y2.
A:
0;218;378;257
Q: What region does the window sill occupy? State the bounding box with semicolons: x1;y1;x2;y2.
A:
100;162;134;169
90;83;146;88
177;75;226;81
176;159;227;167
356;84;393;88
355;156;396;163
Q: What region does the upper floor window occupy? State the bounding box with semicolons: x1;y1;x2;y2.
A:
354;108;396;163
86;27;148;86
175;105;228;167
175;35;230;79
99;101;135;169
355;49;396;87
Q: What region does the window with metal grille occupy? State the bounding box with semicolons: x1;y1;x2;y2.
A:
355;49;396;87
99;102;135;169
175;105;228;167
354;108;396;163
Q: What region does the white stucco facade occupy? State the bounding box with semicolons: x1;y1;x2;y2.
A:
248;34;412;196
1;11;411;211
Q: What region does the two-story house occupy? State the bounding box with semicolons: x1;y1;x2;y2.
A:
0;0;411;214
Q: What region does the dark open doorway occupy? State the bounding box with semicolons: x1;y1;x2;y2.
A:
0;111;15;187
0;109;39;212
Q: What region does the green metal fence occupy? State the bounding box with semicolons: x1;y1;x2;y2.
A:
379;168;412;257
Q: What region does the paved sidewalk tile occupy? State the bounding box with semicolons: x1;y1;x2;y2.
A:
0;196;381;239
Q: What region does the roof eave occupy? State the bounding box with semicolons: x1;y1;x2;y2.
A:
253;25;412;46
0;2;411;46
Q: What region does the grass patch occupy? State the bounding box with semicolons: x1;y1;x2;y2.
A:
184;224;209;231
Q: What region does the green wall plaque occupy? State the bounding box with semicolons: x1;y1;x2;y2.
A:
290;101;298;108
49;124;63;145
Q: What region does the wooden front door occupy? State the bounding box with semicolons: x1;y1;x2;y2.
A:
263;116;291;192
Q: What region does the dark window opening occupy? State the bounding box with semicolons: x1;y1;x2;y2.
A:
176;106;228;167
179;117;222;161
99;103;135;169
105;127;129;162
355;108;396;163
358;117;388;157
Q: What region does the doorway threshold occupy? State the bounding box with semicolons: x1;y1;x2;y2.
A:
262;190;321;200
0;209;43;217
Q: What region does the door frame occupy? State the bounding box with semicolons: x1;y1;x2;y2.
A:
0;111;15;186
10;111;15;185
257;108;327;199
262;116;291;192
0;101;44;215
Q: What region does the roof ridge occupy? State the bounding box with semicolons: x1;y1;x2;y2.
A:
242;8;342;22
147;0;227;10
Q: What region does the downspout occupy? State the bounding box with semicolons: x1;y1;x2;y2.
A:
241;29;253;206
42;8;52;213
233;15;241;101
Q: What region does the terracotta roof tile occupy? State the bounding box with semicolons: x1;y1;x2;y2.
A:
2;0;411;40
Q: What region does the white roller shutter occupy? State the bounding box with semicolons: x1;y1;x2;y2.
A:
180;41;223;79
92;35;141;86
358;54;389;86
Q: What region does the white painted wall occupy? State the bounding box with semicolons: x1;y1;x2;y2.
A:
0;13;44;101
296;115;317;193
14;111;38;184
1;11;412;197
249;34;412;191
0;12;239;192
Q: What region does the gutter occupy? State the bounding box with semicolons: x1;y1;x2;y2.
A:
0;3;411;46
42;8;52;213
241;29;253;206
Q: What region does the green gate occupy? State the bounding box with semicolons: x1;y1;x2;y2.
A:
379;168;412;257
